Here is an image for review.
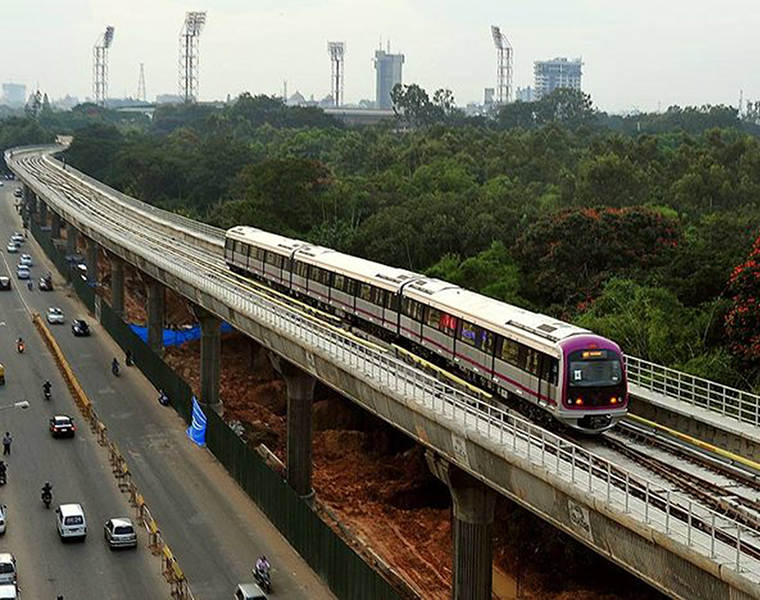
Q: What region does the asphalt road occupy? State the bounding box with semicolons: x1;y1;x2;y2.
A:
0;186;167;597
1;184;333;599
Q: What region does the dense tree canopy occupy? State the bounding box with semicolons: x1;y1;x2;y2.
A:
6;87;760;389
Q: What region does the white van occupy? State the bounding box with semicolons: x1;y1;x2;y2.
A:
0;554;16;585
56;504;87;541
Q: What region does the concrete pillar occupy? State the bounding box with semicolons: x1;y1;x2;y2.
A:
426;452;496;600
190;305;222;410
270;353;316;500
145;278;165;356
85;238;98;284
65;223;77;256
39;200;48;227
50;212;62;239
109;254;125;317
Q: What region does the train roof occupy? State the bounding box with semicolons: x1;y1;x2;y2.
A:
297;250;421;291
419;285;590;351
227;226;305;256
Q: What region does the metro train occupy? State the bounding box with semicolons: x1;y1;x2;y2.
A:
224;226;628;433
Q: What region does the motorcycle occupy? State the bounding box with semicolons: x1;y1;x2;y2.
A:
0;471;6;486
41;489;52;509
16;341;24;354
44;388;51;402
252;565;271;594
111;361;120;377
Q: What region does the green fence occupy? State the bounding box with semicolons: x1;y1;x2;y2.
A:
31;222;401;599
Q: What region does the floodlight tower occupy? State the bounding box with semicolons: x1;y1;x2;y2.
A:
93;26;115;107
136;63;147;102
327;42;345;107
491;25;513;105
179;11;207;103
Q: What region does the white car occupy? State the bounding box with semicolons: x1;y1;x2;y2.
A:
47;307;64;324
18;254;32;267
0;583;18;599
15;266;29;280
5;244;17;254
0;505;7;534
10;234;23;245
103;517;137;549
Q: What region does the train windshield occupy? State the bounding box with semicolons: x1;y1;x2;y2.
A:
567;349;622;388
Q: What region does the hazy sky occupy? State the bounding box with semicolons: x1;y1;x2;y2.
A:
3;0;758;112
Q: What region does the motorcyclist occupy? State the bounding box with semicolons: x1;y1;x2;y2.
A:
255;555;270;574
43;380;52;395
0;462;6;478
42;482;52;496
111;357;120;375
158;390;169;406
16;338;24;353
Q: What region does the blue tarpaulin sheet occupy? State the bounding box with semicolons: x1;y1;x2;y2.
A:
187;397;207;446
129;322;233;346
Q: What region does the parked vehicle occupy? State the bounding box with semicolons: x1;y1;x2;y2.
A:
0;278;10;291
0;553;16;585
15;266;29;280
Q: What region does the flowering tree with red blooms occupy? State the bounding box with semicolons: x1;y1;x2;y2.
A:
725;234;760;363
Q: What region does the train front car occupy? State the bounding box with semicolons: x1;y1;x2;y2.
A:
557;335;628;433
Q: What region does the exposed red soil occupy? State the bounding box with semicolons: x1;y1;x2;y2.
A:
101;269;661;599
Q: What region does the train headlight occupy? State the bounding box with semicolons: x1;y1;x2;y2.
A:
575;398;583;406
610;397;617;404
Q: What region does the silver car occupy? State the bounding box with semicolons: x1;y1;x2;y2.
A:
16;265;29;280
18;254;32;267
103;517;137;549
47;307;64;324
5;244;17;254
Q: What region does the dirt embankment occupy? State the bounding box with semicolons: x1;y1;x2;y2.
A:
102;259;661;599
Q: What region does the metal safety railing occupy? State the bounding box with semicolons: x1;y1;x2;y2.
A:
626;356;760;428
14;147;760;434
11;148;760;582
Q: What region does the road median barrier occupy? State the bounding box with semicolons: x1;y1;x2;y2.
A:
31;312;195;599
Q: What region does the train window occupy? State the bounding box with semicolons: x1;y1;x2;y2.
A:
358;283;372;302
346;278;357;296
283;257;292;272
334;274;345;292
293;261;308;278
541;357;558;384
402;298;424;321
459;320;478;347
313;267;331;286
256;248;266;262
402;297;414;317
388;294;400;312
439;313;457;334
481;329;495;354
525;348;540;376
498;337;520;366
265;253;283;268
426;307;442;328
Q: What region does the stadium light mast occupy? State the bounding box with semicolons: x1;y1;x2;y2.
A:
327;41;346;107
491;25;513;105
93;26;115;107
179;11;207;103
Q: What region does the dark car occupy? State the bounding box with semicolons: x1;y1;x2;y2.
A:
0;277;10;291
50;415;76;438
71;319;90;337
39;276;53;291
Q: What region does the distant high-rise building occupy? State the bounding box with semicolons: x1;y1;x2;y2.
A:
374;49;404;109
533;58;583;100
2;83;26;106
516;86;534;103
484;88;495;106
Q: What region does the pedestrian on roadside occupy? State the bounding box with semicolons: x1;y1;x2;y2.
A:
2;432;11;455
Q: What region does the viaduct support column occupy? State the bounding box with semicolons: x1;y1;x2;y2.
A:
38;200;48;227
65;222;77;256
50;212;62;240
426;452;496;600
109;254;125;317
270;353;316;500
85;238;98;284
145;277;165;356
190;305;222;411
